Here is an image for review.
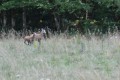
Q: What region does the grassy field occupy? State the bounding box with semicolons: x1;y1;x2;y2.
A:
0;34;120;80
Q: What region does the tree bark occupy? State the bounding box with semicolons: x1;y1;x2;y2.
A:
53;13;60;33
0;11;2;26
3;11;7;27
85;10;88;20
23;8;26;30
85;0;88;20
11;16;15;28
11;10;15;28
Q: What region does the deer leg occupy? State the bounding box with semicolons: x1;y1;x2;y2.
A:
28;40;31;45
24;40;30;45
29;40;33;45
24;40;28;45
38;39;41;45
31;39;34;44
43;33;47;40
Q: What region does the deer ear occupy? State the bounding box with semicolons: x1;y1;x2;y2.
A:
33;32;36;35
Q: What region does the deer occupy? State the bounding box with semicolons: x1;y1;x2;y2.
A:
23;34;35;45
23;28;47;45
33;28;47;45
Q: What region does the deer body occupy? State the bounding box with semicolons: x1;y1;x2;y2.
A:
23;28;47;45
24;34;34;45
33;33;42;44
33;29;47;44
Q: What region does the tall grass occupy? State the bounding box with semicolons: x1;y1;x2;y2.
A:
0;32;120;80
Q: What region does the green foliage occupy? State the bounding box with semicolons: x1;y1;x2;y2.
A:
0;0;120;33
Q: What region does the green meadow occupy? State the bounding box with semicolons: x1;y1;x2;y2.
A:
0;34;120;80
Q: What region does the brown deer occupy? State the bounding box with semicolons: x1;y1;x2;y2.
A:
33;28;47;44
23;28;47;45
23;34;35;45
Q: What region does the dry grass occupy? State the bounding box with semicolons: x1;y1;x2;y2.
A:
0;33;120;80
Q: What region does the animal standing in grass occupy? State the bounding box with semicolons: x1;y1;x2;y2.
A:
33;28;47;45
23;28;47;45
23;34;35;45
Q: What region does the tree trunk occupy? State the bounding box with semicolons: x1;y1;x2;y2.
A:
85;10;88;20
85;0;88;20
23;8;26;30
53;13;60;33
0;11;2;26
11;10;15;28
11;16;15;28
3;11;7;28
